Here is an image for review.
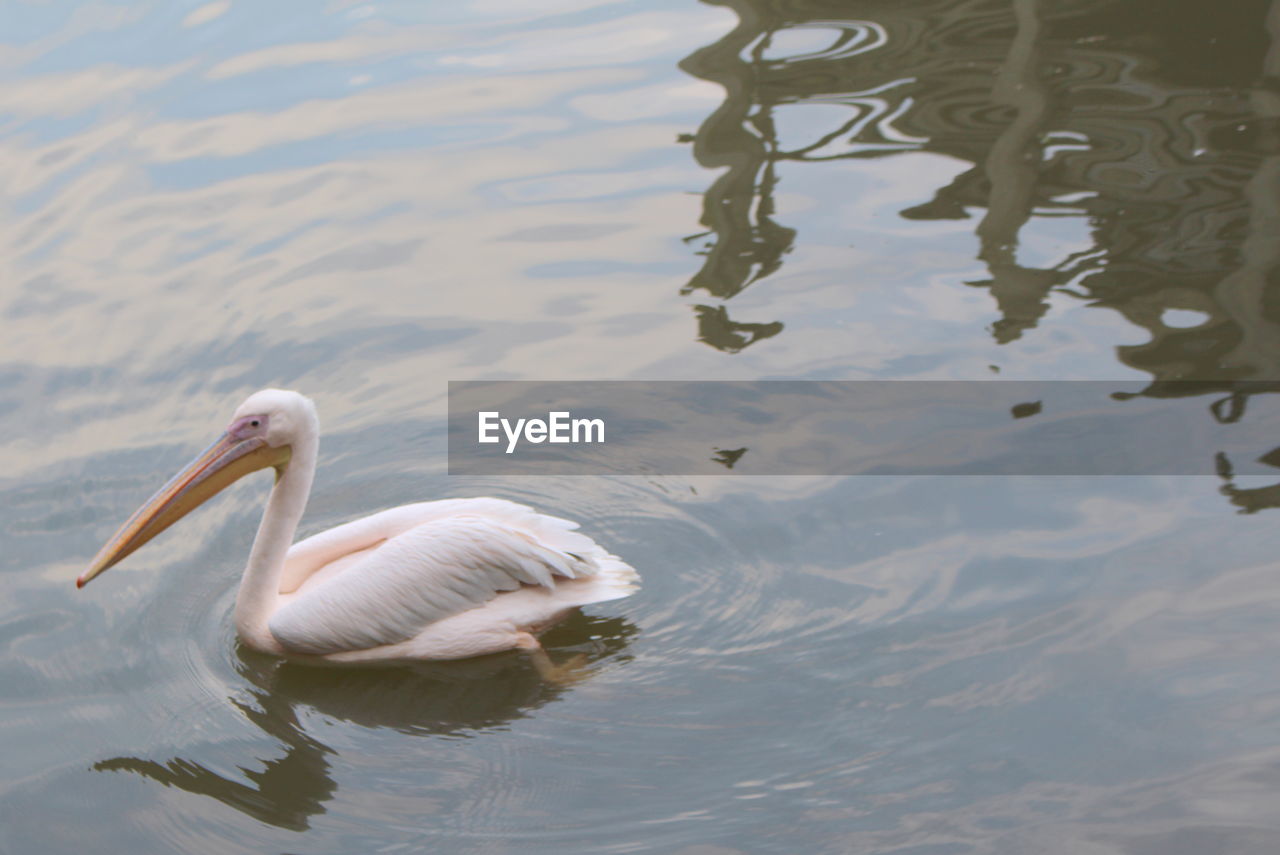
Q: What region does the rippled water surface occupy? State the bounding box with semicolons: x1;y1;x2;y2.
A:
6;1;1280;852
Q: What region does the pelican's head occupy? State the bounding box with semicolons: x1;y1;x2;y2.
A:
231;388;319;450
76;389;317;589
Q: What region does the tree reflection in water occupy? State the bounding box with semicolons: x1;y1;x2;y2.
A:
681;0;1280;496
92;612;636;830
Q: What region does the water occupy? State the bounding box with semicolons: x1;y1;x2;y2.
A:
5;1;1280;852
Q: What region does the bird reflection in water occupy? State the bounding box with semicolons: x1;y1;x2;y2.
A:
92;612;636;830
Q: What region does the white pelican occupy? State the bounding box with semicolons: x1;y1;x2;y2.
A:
77;389;639;674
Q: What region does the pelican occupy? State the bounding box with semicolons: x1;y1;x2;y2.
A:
77;389;639;674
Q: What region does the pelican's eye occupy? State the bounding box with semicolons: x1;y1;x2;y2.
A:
228;414;269;440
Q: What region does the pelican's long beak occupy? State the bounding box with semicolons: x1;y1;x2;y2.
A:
77;433;291;588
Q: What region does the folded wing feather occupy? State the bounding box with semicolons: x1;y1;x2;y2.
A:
269;501;600;656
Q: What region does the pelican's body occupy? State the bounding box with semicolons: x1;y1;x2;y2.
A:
78;390;639;667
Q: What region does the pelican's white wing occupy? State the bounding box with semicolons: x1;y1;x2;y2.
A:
268;500;603;656
277;498;550;593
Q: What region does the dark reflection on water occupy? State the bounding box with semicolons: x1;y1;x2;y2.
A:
682;0;1280;505
92;612;636;831
95;689;335;833
682;0;1280;385
679;0;799;352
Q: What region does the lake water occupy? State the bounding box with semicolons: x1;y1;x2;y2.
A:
5;1;1280;852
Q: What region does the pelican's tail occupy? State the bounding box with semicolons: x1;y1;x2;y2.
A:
566;553;640;606
511;504;641;602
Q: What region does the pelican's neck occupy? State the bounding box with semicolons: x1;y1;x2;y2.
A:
234;428;317;652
